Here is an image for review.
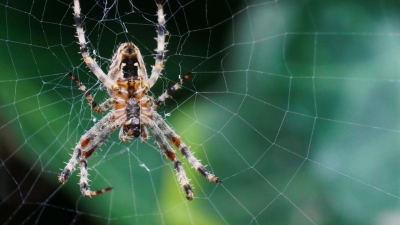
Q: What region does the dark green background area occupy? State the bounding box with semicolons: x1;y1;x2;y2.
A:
1;0;400;224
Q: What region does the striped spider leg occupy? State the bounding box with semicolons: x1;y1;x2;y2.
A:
152;111;220;184
148;0;167;88
58;109;117;196
72;0;119;93
60;73;117;196
69;72;115;114
143;109;221;200
148;72;220;200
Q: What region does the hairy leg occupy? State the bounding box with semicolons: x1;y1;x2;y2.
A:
69;72;114;114
141;115;194;200
153;72;191;110
59;112;117;196
73;0;119;92
152;112;220;183
148;0;167;87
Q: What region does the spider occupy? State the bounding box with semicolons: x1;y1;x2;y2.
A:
59;0;220;201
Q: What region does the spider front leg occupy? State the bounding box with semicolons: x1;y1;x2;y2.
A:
59;112;117;196
148;0;167;87
73;0;119;92
141;115;194;200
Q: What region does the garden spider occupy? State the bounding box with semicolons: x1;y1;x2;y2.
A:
59;0;220;200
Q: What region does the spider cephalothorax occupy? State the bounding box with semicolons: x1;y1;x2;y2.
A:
59;0;220;200
109;43;145;80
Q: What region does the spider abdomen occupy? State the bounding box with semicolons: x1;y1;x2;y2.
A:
124;98;141;137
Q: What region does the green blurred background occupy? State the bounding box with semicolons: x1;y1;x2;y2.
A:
1;0;400;224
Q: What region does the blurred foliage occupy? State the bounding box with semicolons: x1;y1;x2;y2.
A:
1;0;400;224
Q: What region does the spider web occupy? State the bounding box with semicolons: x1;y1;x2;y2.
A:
1;0;400;224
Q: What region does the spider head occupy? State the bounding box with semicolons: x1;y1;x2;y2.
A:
121;43;137;57
118;43;142;79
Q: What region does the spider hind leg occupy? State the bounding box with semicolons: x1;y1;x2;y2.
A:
152;112;221;183
173;158;194;200
141;115;194;200
80;158;113;196
59;147;81;183
59;112;116;196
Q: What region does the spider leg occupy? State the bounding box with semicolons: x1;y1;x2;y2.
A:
59;147;80;183
152;112;221;183
73;0;119;92
148;0;167;88
59;112;117;196
80;157;113;196
141;115;194;200
153;72;191;110
69;72;114;114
